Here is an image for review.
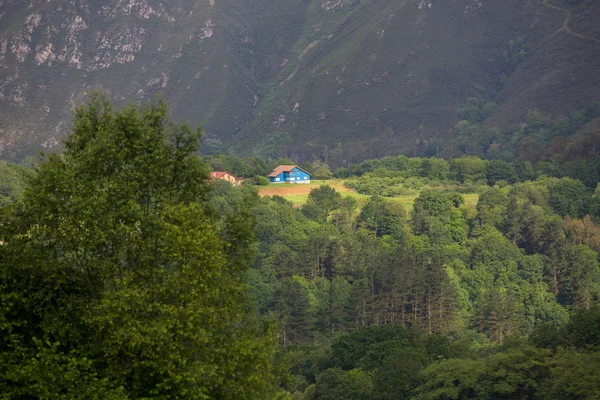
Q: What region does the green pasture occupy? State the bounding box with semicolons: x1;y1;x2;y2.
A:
262;179;348;189
264;181;479;212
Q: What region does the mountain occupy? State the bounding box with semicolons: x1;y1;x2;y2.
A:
1;0;599;164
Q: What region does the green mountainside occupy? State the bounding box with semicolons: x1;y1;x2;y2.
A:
1;0;599;163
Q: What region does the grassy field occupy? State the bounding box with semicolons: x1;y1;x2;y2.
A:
258;180;349;193
258;180;479;211
280;190;371;207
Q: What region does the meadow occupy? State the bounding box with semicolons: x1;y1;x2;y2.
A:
258;179;479;211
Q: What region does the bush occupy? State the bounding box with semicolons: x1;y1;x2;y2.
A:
251;175;270;186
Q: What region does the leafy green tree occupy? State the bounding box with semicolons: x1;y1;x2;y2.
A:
424;157;449;181
538;349;600;400
518;256;568;328
0;94;277;398
251;175;270;185
330;326;419;371
308;161;334;180
246;267;276;314
519;202;546;254
412;357;487;399
412;191;466;244
549;177;591;218
449;156;487;183
314;368;373;400
562;306;600;348
331;196;358;233
412;191;458;220
414;345;550;400
566;245;600;309
470;227;522;270
0;161;30;207
302;185;343;222
562;159;600;189
456;97;484;123
372;346;428;399
357;196;406;241
476;187;508;230
514;160;537;182
486;159;518;185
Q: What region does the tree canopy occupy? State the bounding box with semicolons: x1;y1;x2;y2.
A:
0;94;277;398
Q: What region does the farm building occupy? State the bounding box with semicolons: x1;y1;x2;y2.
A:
268;165;311;184
210;171;243;186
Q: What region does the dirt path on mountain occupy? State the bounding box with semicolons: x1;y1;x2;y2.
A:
544;1;600;44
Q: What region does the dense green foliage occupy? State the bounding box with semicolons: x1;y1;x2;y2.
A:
448;101;600;162
2;96;600;399
0;95;277;398
337;151;600;192
223;155;598;398
0;161;31;207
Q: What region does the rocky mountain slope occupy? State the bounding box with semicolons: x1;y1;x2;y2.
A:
0;0;599;163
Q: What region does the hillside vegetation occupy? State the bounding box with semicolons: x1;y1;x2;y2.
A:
209;148;600;399
2;96;600;398
1;0;599;162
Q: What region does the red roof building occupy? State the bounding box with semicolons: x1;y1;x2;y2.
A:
210;171;241;186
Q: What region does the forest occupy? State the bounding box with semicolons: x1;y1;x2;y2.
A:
1;96;600;399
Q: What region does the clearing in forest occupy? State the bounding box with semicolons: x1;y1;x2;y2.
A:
257;180;479;210
257;180;351;196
